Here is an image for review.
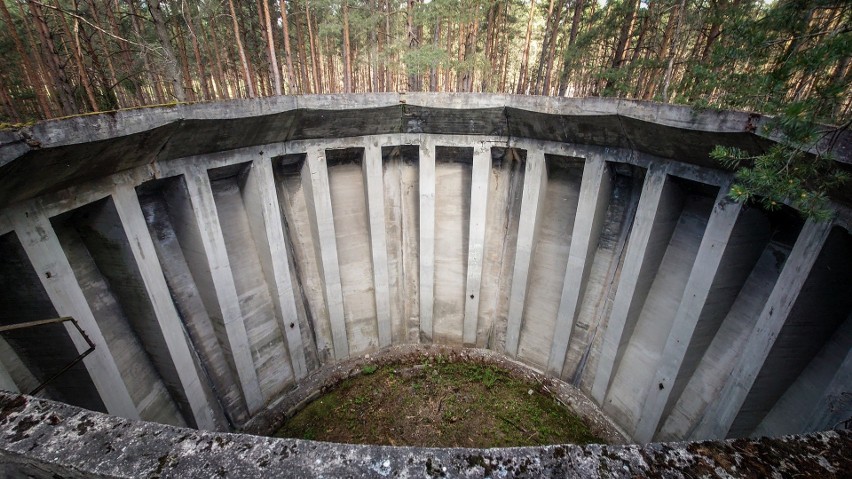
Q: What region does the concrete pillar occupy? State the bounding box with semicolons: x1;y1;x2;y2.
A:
692;218;833;440
755;311;852;436
243;158;308;379
10;210;139;419
547;155;612;375
802;313;852;433
419;138;436;342
505;150;548;356
463;145;491;345
591;164;674;404
0;339;20;393
634;186;743;443
363;142;392;348
302;148;349;360
183;167;264;414
0;337;38;394
111;186;218;430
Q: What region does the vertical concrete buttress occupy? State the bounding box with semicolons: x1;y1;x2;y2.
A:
591;164;673;404
463;144;491;345
802;315;852;432
0;340;20;393
183;167;264;414
363;142;393;348
242;158;308;380
634;185;742;442
302;148;349;360
505;150;548;356
10;211;139;419
111;186;218;430
419;138;436;342
547;154;612;375
693;218;833;440
755;311;852;436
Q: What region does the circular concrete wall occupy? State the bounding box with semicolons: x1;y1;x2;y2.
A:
0;95;850;476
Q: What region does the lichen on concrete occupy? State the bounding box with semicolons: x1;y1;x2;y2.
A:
1;390;849;478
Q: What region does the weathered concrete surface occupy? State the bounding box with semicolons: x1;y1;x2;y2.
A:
3;95;849;211
326;150;379;356
382;145;420;344
505;150;548;356
51;199;185;427
1;389;850;478
433;147;472;345
209;168;295;404
693;219;833;440
592;165;682;404
138;177;250;426
2;96;852;458
183;167;264;415
10;211;138;420
0;232;104;412
517;156;583;369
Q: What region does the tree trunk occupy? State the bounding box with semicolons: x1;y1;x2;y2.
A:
0;72;22;122
148;0;187;102
384;0;392;90
607;0;639;91
443;19;453;91
208;14;231;99
228;0;255;98
128;0;161;103
532;0;556;94
55;0;98;111
88;0;123;108
312;11;325;93
342;0;353;93
542;0;566;95
430;17;441;92
175;19;197;101
461;13;480;93
29;0;78;115
517;0;536;94
369;0;379;92
259;0;281;95
557;0;585;95
278;0;298;93
406;0;420;92
305;0;321;93
104;0;145;106
0;0;52;117
662;0;688;101
500;0;511;93
293;0;311;93
326;37;336;93
481;2;497;92
183;2;211;100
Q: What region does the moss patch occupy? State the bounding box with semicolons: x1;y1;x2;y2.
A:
274;357;603;447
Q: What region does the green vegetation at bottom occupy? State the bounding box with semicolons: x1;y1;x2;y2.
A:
274;359;602;448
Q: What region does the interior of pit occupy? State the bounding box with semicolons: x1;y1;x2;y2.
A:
0;97;850;448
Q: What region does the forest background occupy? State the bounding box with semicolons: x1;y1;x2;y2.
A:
0;0;849;215
0;0;848;123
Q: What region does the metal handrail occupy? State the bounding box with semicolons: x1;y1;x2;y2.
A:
0;316;96;396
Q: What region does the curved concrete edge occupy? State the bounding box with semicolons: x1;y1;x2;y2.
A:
238;345;625;443
3;95;849;167
2;95;849;210
0;95;807;153
0;390;849;478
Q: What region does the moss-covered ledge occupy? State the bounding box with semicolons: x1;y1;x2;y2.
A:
0;391;848;478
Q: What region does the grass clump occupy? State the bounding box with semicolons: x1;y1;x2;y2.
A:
274;359;603;448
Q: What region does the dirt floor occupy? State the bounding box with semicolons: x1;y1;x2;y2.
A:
274;356;604;448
